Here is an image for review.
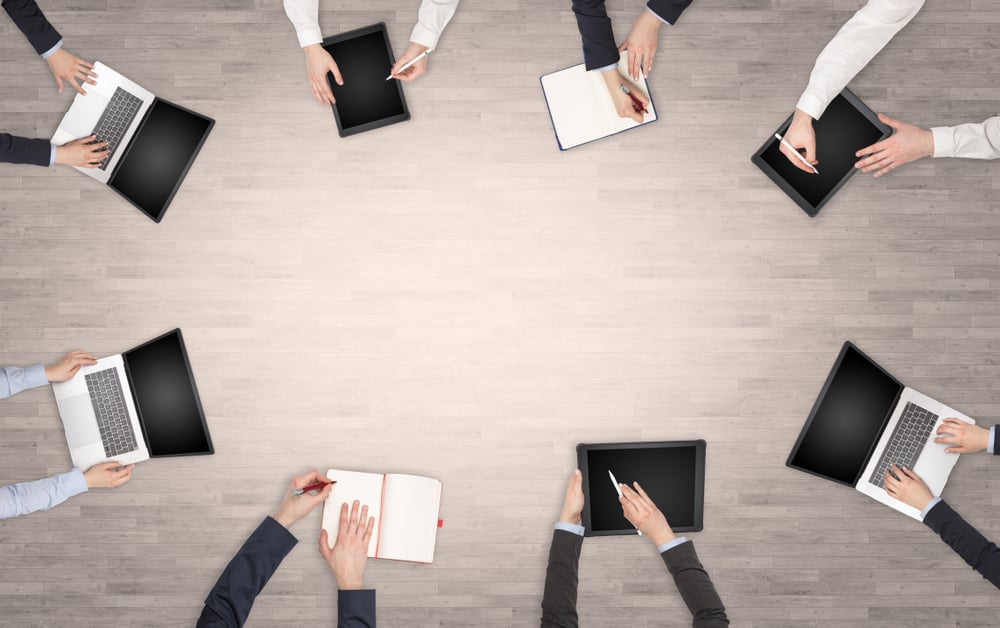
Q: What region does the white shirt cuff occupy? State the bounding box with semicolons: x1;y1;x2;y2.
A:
931;126;957;158
646;6;672;25
919;497;942;521
49;144;57;167
295;28;323;48
794;93;825;122
554;521;585;536
40;39;63;60
65;468;89;495
409;25;440;51
24;364;48;388
657;536;689;553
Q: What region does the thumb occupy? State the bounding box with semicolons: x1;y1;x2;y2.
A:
103;461;121;470
877;113;900;130
618;42;627;52
319;529;332;557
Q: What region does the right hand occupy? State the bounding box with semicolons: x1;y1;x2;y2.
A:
83;461;133;488
934;418;990;454
45;350;98;382
780;109;819;173
303;44;344;105
619;481;675;546
273;469;334;529
54;136;109;169
601;69;648;124
319;500;376;590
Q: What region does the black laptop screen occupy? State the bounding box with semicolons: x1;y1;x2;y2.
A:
124;330;213;457
109;99;212;222
788;345;902;486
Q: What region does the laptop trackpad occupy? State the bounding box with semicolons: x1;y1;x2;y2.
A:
61;396;102;448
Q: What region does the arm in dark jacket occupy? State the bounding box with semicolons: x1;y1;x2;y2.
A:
923;499;1000;589
196;516;298;627
660;541;729;628
0;132;50;166
1;0;61;56
647;0;694;25
571;0;619;71
539;528;583;628
338;589;377;628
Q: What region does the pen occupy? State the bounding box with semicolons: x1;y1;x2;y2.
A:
386;49;431;80
291;481;335;496
608;470;643;536
774;132;819;174
618;84;648;115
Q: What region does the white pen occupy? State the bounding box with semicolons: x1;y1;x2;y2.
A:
386;49;431;80
608;470;643;536
774;132;819;174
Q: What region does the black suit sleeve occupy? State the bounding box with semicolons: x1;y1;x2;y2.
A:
660;541;729;628
539;528;583;628
992;425;999;455
571;0;619;71
196;517;298;628
338;589;376;628
646;0;694;25
2;0;61;56
923;500;1000;589
0;132;50;166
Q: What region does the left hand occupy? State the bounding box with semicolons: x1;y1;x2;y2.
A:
883;464;933;511
46;48;97;96
45;350;97;382
273;469;334;529
558;469;585;525
619;10;661;81
389;43;430;82
855;113;934;178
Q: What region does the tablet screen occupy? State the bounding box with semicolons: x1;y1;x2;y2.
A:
757;93;886;210
580;442;703;534
323;26;409;135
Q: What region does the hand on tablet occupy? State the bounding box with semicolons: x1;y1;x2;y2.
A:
780;109;819;174
619;482;675;546
601;69;647;124
303;44;343;106
390;42;430;82
558;469;585;525
855;113;934;178
619;9;661;81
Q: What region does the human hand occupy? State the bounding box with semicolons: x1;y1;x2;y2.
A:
934;418;989;454
601;70;648;124
303;44;343;105
619;481;675;546
319;500;375;590
390;43;430;82
854;113;934;178
83;461;133;488
883;464;933;511
45;350;98;382
619;9;661;81
558;469;585;525
54;136;110;169
273;469;334;529
780;109;819;173
46;48;97;96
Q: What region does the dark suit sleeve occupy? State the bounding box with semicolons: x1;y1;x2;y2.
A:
660;541;729;628
992;425;999;455
196;517;298;628
539;529;583;628
1;0;61;56
0;132;50;166
646;0;694;25
338;589;376;628
923;500;1000;589
571;0;619;71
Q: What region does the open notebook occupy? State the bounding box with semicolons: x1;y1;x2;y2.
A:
540;50;657;151
321;469;442;564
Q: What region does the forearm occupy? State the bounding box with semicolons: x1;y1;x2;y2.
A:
540;527;583;628
1;0;62;56
923;500;1000;589
337;589;376;628
0;363;48;398
646;0;694;25
660;541;729;627
282;0;322;48
572;0;619;71
409;0;460;50
0;469;88;520
932;116;1000;160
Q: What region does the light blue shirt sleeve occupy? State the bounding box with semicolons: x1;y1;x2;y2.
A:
591;63;618;73
920;497;942;521
40;39;63;60
0;364;48;399
0;469;88;519
989;426;995;454
554;521;586;536
646;6;672;25
657;536;689;553
49;144;57;167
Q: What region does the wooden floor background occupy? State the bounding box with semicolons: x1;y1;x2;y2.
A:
1;1;999;626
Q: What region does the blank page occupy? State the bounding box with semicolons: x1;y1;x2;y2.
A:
377;474;442;563
321;469;385;558
541;51;657;150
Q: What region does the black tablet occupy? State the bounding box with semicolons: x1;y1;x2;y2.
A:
322;23;410;137
751;88;891;217
577;440;706;536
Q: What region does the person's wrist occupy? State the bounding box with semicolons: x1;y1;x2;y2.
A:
273;510;295;529
918;128;934;159
83;470;95;488
649;527;675;546
336;575;364;590
558;510;581;525
792;108;813;124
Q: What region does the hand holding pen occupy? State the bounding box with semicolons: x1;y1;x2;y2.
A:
618;480;676;546
619;84;648;115
273;469;335;530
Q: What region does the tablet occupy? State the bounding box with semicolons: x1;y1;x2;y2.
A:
322;23;410;137
751;88;891;217
576;440;705;536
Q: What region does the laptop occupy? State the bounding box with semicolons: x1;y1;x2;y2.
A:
787;342;975;520
51;62;214;222
52;329;214;471
751;88;891;217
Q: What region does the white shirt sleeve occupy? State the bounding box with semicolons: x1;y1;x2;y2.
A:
932;116;1000;160
0;469;88;520
795;0;924;120
409;0;460;51
283;0;323;48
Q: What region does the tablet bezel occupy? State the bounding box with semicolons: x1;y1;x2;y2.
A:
750;88;891;218
576;439;706;536
322;23;410;138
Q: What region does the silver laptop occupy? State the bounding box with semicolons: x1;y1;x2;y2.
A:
787;342;976;520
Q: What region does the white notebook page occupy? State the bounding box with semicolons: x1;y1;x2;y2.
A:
322;469;385;558
377;474;442;563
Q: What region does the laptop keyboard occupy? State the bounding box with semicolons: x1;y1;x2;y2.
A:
91;87;143;170
868;401;938;489
84;368;138;457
